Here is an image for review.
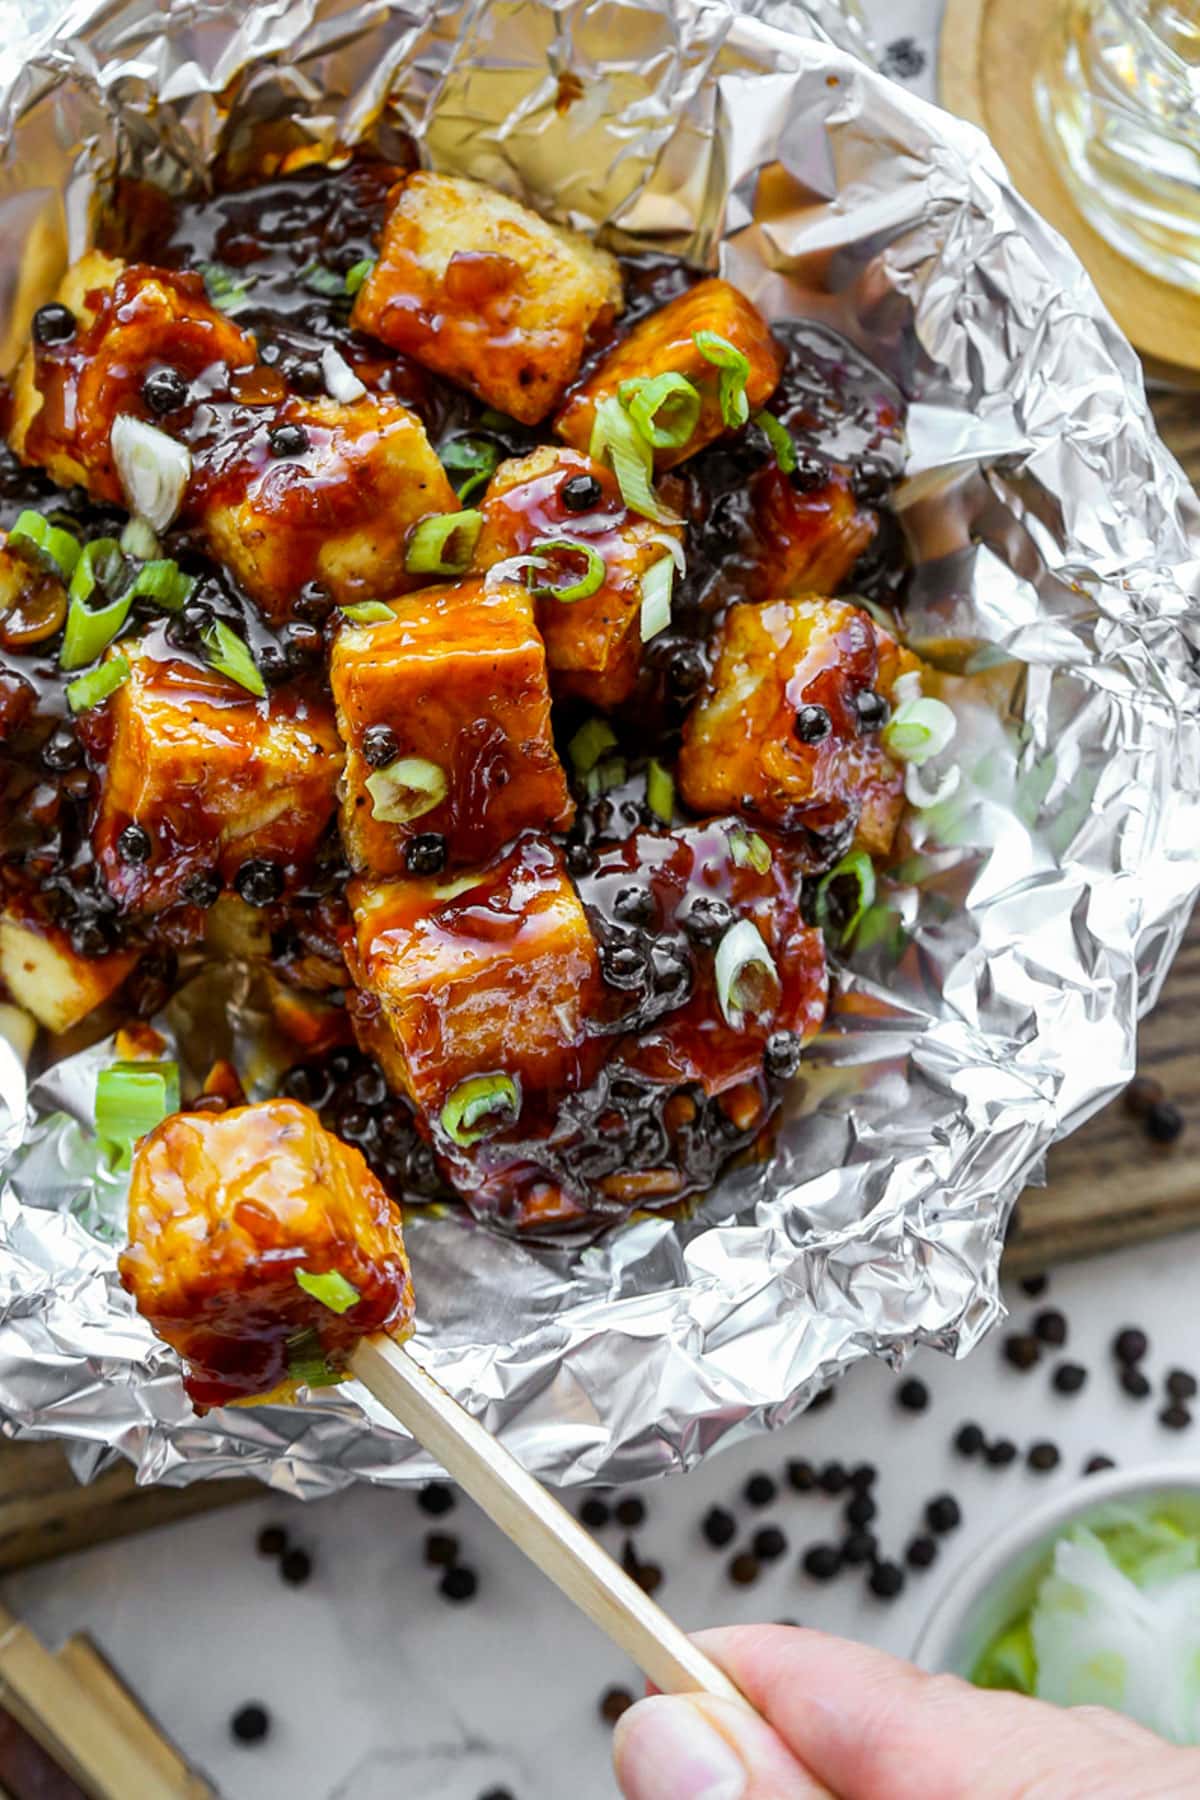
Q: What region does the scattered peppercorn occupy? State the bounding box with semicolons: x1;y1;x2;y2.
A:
561;473;603;513
1032;1309;1067;1347
845;1493;876;1530
599;1687;635;1724
744;1473;777;1508
1003;1333;1040;1372
786;1459;816;1493
702;1506;737;1549
1084;1454;1116;1474
230;1704;270;1745
268;422;309;457
818;1462;848;1496
478;1789;515;1800
256;1524;287;1558
1167;1369;1198;1401
635;1562;664;1596
279;1547;312;1586
1019;1273;1049;1298
1114;1327;1148;1365
182;868;222;908
117;823;153;864
424;1532;459;1568
32;302;76;345
752;1526;788;1562
1121;1367;1152;1400
1027;1441;1060;1472
763;1030;803;1081
234;858;284;907
615;1496;646;1528
849;1463;877;1491
955;1423;985;1457
581;1498;610;1529
896;1378;929;1413
1160;1404;1193;1431
681;894;734;946
362;723;401;768
1123;1073;1164;1118
404;832;447;876
1052;1362;1088;1396
868;1560;905;1599
802;1544;842;1581
840;1531;877;1567
793;704;832;745
985;1438;1017;1467
142;365;189;414
906;1534;938;1569
925;1494;961;1533
729;1551;761;1586
855;690;889;733
1145;1101;1184;1144
439;1566;478;1603
418;1482;455;1517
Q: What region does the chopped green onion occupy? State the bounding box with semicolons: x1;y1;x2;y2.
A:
432;872;487;901
60;541;131;670
95;1058;180;1155
568;717;618;776
618;372;701;451
526;537;605;603
67;537;124;607
344;257;376;296
295;1268;361;1314
111;415;192;532
202;619;266;699
882;696;957;766
404;509;482;576
588;396;679;526
693;329;751;428
815;848;876;945
67;654;130;713
339;601;395;624
365;756;447;824
714;919;780;1028
125;558;194;611
754;409;797;473
7;509;81;580
639;555;674;642
119;515;159;560
197;260;258;313
320;344;366;404
646;757;674;823
728;825;772;876
439;434;502;503
286;1328;342;1388
583;755;626;798
440;1071;521;1146
300;260;346;297
905;762;961;809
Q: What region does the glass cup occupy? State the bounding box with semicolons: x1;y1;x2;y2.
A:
1035;0;1200;293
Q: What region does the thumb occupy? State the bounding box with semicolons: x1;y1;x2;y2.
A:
612;1692;835;1799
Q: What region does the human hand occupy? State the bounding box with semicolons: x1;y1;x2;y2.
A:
612;1624;1200;1799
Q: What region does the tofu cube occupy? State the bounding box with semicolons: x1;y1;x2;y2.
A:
345;836;599;1119
677;597;920;856
92;638;343;914
0;911;138;1034
351;172;623;425
471;446;683;708
556;278;783;469
198;393;459;621
331;576;573;874
119;1099;415;1409
742;462;877;600
10;255;255;501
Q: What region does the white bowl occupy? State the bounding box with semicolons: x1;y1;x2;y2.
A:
912;1461;1200;1678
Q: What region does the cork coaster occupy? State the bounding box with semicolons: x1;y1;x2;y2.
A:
938;0;1200;371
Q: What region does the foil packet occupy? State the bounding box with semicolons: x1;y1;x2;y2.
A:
0;0;1197;1496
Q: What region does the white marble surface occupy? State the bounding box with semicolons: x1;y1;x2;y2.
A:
6;1237;1200;1799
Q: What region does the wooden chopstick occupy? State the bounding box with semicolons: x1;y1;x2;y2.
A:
350;1335;746;1705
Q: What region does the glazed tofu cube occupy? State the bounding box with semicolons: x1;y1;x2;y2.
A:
120;1099;415;1409
345;837;600;1119
92;639;343;914
351;172;623;425
471;446;684;708
331;576;573;874
9;255;255;501
0;911;138;1034
556;279;783;470
198;393;459;621
742;462;876;600
677;597;920;856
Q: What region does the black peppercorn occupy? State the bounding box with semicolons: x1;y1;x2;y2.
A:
418;1482;455;1517
794;704;832;745
284;621;323;670
753;1526;788;1562
1121;1366;1152;1400
235;858;284;907
1052;1362;1088;1396
1123;1072;1164;1117
361;724;400;768
600;941;646;989
439;1565;478;1603
701;1505;737;1548
142;365;189;414
854;690;889;733
1027;1441;1060;1472
985;1438;1017;1467
42;726;82;772
955;1422;985;1457
268;422;309;457
845;1493;876;1530
256;1524;287;1557
615;1496;645;1528
1167;1369;1198;1401
565;839;597;876
850;1463;877;1491
182;868;222;908
802;1544;842;1581
1146;1100;1184;1144
681;894;734;946
280;1547;312;1585
906;1534;938;1569
636;1562;664;1596
786;1459;816;1493
818;1461;848;1496
32;302;76;345
117;822;153;864
743;1472;777;1508
479;1789;516;1800
896;1377;929;1412
231;1703;270;1745
925;1494;961;1533
841;1531;877;1567
424;1532;459;1567
1160;1403;1193;1431
763;1030;802;1081
868;1560;905;1599
728;1551;761;1586
1114;1327;1148;1365
599;1686;635;1723
667;643;707;696
1032;1308;1068;1347
404;832;447;876
1019;1272;1049;1298
1003;1333;1041;1372
612;883;657;926
1084;1454;1116;1474
561;473;604;513
581;1497;610;1529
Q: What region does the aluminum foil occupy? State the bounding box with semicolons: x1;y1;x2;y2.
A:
0;0;1197;1497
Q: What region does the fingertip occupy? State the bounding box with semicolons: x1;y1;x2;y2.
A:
612;1695;748;1800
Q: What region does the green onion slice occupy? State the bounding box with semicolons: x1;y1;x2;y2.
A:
7;509;81;580
727;825;772;876
344;257;376;296
646;757;674;824
286;1328;342;1388
617;372;701;451
714;919;780;1028
568;717;618;776
527;537;605;603
197;261;258;313
588;396;680;526
202;619;266;699
693;329;751;428
67;654;130;713
295;1268;361;1314
405;510;482;576
339;601;396;625
300;260;346;297
639;555;674;642
583;755;626;799
119;515;160;561
905;762;962;810
815;848;877;945
754;409;797;473
440;1071;521;1146
365;756;447;824
125;559;195;612
440;435;502;503
95;1058;180;1155
60;540;131;670
882;696;957;767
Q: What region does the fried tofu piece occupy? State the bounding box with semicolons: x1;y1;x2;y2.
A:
0;911;138;1034
92;639;343;914
9;255;255;501
197;393;458;621
351;172;623;425
346;837;599;1121
556;278;783;469
741;462;876;600
331;576;573;874
120;1099;414;1409
678;597;920;856
471;446;683;708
